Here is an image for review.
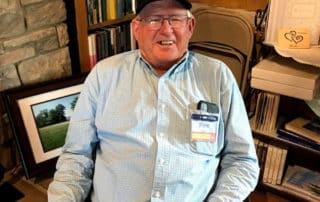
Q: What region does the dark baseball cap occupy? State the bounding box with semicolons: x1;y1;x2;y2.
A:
135;0;192;14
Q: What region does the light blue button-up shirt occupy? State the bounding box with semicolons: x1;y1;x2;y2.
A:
48;50;259;202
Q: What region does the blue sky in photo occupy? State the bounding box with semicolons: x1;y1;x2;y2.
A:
32;93;80;119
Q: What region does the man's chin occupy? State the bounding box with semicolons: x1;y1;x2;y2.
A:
156;52;180;60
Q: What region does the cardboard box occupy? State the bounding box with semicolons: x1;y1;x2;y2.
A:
251;55;320;100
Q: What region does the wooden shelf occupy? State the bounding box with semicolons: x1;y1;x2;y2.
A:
73;0;134;73
88;14;135;31
252;129;320;157
259;182;316;202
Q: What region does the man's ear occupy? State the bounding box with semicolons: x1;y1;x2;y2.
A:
188;17;196;34
131;20;139;41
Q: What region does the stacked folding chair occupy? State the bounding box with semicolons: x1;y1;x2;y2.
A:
190;5;255;100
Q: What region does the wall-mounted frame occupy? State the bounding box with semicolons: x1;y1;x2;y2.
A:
2;74;87;179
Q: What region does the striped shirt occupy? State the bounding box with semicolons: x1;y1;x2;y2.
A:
48;50;259;202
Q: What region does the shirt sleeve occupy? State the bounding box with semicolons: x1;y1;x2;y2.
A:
207;68;260;202
47;69;100;202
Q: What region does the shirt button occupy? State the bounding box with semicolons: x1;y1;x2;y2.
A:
159;158;165;165
154;191;161;198
161;104;165;110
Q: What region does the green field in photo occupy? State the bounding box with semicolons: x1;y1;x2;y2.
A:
38;121;69;152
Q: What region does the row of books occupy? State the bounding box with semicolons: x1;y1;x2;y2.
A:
251;91;280;133
88;23;135;69
250;89;320;151
255;139;320;201
86;0;135;25
254;139;288;185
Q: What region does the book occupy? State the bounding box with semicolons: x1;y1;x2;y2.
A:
276;148;288;184
95;31;103;61
117;0;125;18
88;34;97;69
253;92;268;132
124;0;133;15
254;140;269;180
97;0;102;23
264;93;273;132
260;142;269;180
86;0;94;26
277;127;320;151
107;0;117;20
282;165;320;201
271;146;283;185
263;145;274;183
100;0;107;21
92;0;98;24
131;0;136;14
251;91;280;133
270;94;280;131
285;117;320;144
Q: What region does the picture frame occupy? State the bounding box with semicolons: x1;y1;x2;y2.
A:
2;74;87;179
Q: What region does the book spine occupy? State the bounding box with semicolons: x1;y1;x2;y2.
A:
267;145;275;184
101;0;107;21
88;34;97;69
107;0;117;20
92;0;98;24
98;0;102;23
87;0;94;26
271;146;282;185
124;0;133;15
263;145;273;183
117;0;125;18
276;148;287;184
131;0;136;14
252;91;280;134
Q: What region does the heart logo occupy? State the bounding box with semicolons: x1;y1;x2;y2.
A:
284;31;304;44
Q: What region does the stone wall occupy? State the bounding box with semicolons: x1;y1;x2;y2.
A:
0;0;72;170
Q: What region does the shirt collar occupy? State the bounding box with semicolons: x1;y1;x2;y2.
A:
139;51;190;77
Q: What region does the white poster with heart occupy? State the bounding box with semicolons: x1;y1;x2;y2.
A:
264;0;320;46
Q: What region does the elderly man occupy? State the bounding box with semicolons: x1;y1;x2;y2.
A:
48;0;259;201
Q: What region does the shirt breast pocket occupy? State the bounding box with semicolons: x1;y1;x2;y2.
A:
189;113;220;156
190;141;217;156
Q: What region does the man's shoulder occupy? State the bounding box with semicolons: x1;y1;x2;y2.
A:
189;51;228;70
188;50;237;84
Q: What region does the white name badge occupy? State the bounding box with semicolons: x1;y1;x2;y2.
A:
191;113;218;142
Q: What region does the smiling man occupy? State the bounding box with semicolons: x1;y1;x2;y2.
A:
132;0;194;75
48;0;259;201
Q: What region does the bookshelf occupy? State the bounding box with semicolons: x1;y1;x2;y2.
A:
250;55;320;201
73;0;135;73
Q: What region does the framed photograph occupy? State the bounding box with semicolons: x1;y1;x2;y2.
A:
2;74;87;179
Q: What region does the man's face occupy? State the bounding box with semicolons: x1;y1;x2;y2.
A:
132;0;195;72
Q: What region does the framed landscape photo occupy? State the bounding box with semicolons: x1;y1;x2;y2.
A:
2;74;87;179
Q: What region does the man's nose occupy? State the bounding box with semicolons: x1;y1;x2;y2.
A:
160;19;173;32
